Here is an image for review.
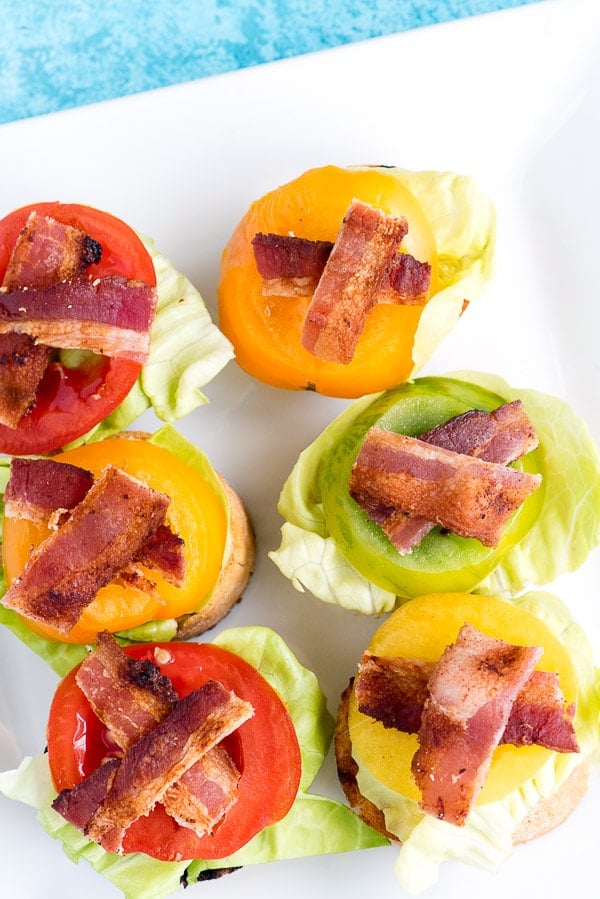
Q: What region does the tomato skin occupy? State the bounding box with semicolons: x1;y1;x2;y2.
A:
47;642;302;862
0;202;156;455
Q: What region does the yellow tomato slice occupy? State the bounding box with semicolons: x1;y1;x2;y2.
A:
218;165;439;397
2;437;228;643
348;592;577;806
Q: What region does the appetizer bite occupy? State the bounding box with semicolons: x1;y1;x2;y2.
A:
0;201;233;455
334;591;599;891
218;164;495;397
270;372;600;612
0;426;254;673
0;627;386;896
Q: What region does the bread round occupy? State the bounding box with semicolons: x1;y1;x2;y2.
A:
334;680;589;847
175;474;255;639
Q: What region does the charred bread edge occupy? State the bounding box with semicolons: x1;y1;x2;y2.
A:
334;680;590;847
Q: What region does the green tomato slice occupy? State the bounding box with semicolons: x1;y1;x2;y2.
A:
318;377;545;597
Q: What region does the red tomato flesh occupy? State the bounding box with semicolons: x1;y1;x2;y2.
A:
0;202;156;454
47;642;302;862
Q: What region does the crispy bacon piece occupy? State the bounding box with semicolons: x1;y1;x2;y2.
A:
301;200;408;364
252;232;334;296
356;652;578;752
366;401;539;554
134;524;186;587
349;427;541;548
411;625;542;825
378;252;431;305
0;211;102;427
4;456;186;581
502;669;579;752
2;466;169;634
4;212;102;289
76;633;177;748
356;653;432;734
76;633;243;837
0;274;157;364
4;457;94;524
0;333;54;428
253;228;430;309
53;680;253;853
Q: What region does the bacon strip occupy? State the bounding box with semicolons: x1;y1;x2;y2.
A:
364;401;539;554
2;466;169;634
3;457;185;581
3;211;102;289
253;229;430;306
301;200;408;364
411;625;542;825
0;275;157;364
0;334;54;428
349;427;541;548
134;524;186;587
53;680;253;853
378;252;431;305
0;212;102;427
76;633;177;748
4;457;94;524
252;232;333;296
356;652;578;752
76;633;243;837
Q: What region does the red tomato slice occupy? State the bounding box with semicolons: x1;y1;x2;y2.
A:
47;641;302;862
0;202;157;455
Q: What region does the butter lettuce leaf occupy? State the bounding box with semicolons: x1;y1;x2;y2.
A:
390;170;496;378
0;626;387;898
72;238;233;446
270;373;600;611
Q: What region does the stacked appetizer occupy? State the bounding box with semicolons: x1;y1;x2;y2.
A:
0;627;386;896
270;371;600;611
218;164;495;397
0;201;233;455
0;426;255;673
335;591;599;891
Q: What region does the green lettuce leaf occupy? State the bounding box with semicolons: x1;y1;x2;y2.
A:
0;626;387;898
389;169;496;378
67;237;233;447
270;373;600;612
0;425;231;675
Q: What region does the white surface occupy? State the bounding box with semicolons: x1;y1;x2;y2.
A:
0;0;599;896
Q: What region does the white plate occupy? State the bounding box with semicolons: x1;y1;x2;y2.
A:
0;0;599;896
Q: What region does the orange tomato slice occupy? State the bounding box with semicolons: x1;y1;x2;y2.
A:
2;436;228;643
348;592;577;806
218;165;439;397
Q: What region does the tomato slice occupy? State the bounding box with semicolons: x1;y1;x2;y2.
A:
0;202;156;455
318;376;545;597
2;436;228;643
47;641;302;861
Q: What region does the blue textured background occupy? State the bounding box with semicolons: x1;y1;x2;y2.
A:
0;1;541;125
